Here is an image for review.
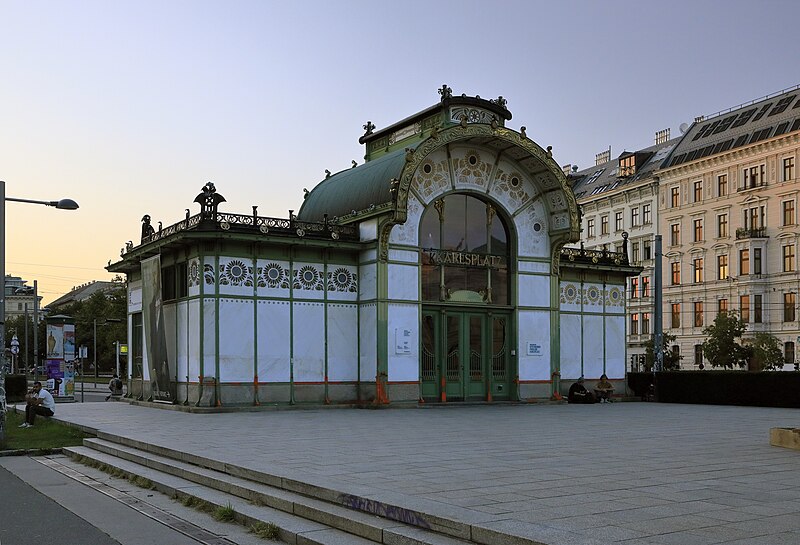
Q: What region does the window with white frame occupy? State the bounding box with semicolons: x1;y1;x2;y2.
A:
643;203;652;224
693;180;702;203
587;218;595;237
615;211;623;232
783;244;795;272
718;213;728;237
631;207;639;227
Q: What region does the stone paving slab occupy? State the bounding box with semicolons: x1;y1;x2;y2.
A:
46;401;800;545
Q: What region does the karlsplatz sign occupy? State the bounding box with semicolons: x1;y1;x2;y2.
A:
425;249;504;268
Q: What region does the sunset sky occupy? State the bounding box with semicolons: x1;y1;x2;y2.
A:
2;0;798;304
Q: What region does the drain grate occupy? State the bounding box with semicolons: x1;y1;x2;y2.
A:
36;456;237;545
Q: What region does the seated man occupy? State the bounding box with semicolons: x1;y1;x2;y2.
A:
568;376;595;404
20;381;55;428
106;374;124;401
594;373;614;403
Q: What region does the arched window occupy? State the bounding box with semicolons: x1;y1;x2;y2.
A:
419;194;510;304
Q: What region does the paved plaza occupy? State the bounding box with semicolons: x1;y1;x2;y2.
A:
46;401;800;544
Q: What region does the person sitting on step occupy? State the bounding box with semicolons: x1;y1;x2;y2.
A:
20;381;55;428
567;376;596;404
594;373;614;403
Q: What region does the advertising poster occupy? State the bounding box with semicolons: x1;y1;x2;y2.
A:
142;255;175;402
63;324;76;362
46;324;64;359
47;359;64;395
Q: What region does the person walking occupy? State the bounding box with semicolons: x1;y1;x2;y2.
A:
20;381;55;428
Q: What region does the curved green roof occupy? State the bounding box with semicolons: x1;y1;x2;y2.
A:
298;146;414;222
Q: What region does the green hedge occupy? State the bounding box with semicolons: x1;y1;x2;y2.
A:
628;371;800;408
4;374;29;402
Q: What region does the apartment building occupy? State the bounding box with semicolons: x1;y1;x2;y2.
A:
570;133;678;369
658;85;800;369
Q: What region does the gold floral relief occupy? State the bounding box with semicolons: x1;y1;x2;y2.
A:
453;149;492;189
413;158;450;202
494;166;531;208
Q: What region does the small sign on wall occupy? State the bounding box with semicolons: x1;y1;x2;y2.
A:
526;342;543;356
395;328;413;354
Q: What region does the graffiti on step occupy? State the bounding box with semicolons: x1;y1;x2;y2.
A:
339;494;431;529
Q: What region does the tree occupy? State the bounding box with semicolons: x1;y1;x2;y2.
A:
701;311;749;369
747;332;784;371
644;332;682;371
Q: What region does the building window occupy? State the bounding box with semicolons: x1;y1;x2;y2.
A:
718;213;728;238
785;342;795;365
670;223;680;246
630;313;639;335
753;248;762;275
642;276;650;297
740;249;749;275
693;258;703;283
671;186;680;207
631;207;639;227
601;215;609;235
693;180;702;202
671;262;681;285
17;303;22;311
694;344;703;367
642;312;650;334
671;303;681;328
784;292;796;322
743;205;766;230
784;157;795;182
587;218;595;237
643;203;652;224
615;211;624;232
693;219;703;242
783;244;795;272
718;174;728;197
753;294;762;323
783;200;795;226
631;277;639;298
643;240;652;260
740;295;750;322
718;254;729;279
742;164;766;189
631;242;640;263
620;155;636;177
718;298;728;313
694;301;704;327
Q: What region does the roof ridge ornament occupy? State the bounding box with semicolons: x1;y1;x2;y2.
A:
362;121;375;137
194;182;226;219
491;96;508;109
438;84;452;101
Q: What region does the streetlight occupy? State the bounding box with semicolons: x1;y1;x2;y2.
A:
93;318;122;379
0;180;79;442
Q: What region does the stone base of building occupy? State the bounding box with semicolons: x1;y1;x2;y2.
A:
770;427;800;450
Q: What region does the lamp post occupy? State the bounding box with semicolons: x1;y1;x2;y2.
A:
93;318;122;379
1;180;78;442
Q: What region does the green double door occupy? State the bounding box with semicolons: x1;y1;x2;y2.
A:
420;309;511;402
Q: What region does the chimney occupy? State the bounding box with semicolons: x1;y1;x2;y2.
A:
562;164;572;176
655;128;670;145
595;147;611;166
694;115;705;123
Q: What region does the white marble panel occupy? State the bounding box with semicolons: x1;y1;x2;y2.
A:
188;257;201;297
256;259;290;299
360;218;378;242
388;249;419;263
559;281;582;313
559;314;582;380
292;262;325;300
360;248;377;264
257;301;290;382
491;158;537;213
388;263;419;301
188;299;200;382
163;303;177;381
203;299;217;376
518;274;551;308
176;301;188;383
583;283;605;313
411;148;450;204
387;304;419;382
325;264;359;302
518;261;550;274
327;304;358;381
217;257;255;297
604;284;626;314
582;314;604;378
390;191;424;245
359;263;377;301
359;303;377;381
450;145;494;192
292;302;325;382
514;200;550;258
128;280;142;313
518;310;551;381
605;315;626;380
203;257;216;292
218;299;255;382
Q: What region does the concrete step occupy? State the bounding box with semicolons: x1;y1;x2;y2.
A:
65;441;476;545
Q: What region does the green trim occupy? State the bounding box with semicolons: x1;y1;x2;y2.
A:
323;250;330;404
214;254;221;406
289;248;295;405
550;274;559;397
197;251;205;406
580;279;585;376
252;251;259;405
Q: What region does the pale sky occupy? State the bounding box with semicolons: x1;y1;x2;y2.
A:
2;0;798;304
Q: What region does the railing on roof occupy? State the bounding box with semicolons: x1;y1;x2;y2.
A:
139;212;359;247
561;246;629;266
702;83;800;120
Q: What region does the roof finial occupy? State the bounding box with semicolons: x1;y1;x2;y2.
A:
363;121;375;136
438;84;452;101
520;126;527;139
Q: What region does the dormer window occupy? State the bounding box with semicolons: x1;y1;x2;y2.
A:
619;154;636;177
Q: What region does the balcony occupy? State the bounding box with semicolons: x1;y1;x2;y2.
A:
735;227;768;240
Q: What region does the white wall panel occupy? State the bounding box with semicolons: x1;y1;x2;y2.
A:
359;303;377;381
292;302;325;382
387;304;419;382
390;191;424;245
559;281;583;313
188;299;200;382
559;313;582;380
411;148;450;204
359;263;377;301
327;304;358;381
218;299;255;382
256;260;290;299
203;299;217;377
583;314;604;378
514;200;550;258
388;249;419;263
491;157;539;214
518;310;551;381
325;264;359;302
519;261;550;274
605;315;626;379
176;301;188;383
388;263;418;301
257;301;290;382
518;274;551;308
360;219;378;241
163;303;177;382
582;283;605;313
292;262;325;301
604;285;626;315
218;257;255;297
188;258;201;297
360;249;377;263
